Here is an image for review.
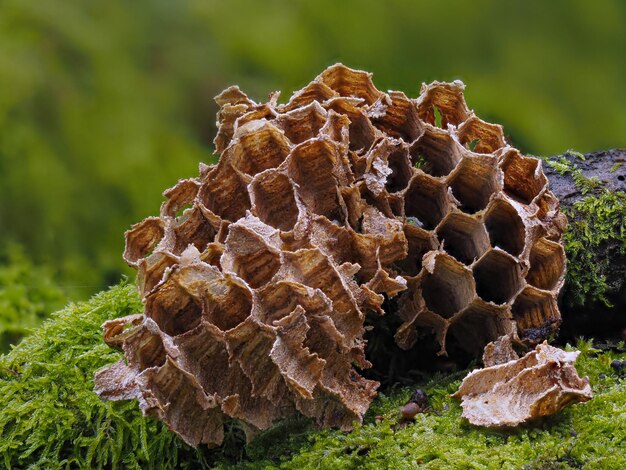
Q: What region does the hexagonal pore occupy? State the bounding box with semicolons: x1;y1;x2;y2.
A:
385;146;413;193
282;81;338;112
223;224;282;289
228;122;291;176
457;116;506;154
198;165;252;222
288;139;345;222
325;98;376;152
416;82;470;128
484;198;526;256
410;127;462;177
318;63;382;105
250;170;299;232
275;102;328;145
436;213;490;265
404;173;450;230
371;91;424;142
145;279;203;337
473;249;523;304
526;238;566;290
512;286;560;341
500;150;547;204
173;206;217;255
204;276;254;332
421;254;474;319
255;281;327;326
394;224;438;276
124;217;165;264
448;155;499;214
448;300;514;355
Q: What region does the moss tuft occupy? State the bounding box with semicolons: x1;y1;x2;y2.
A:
562;191;626;306
2;285;625;468
232;340;626;469
544;156;626;306
0;282;214;469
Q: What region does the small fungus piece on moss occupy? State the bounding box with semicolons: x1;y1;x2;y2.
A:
453;342;592;427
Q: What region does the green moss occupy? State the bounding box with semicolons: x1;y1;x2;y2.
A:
545;156;603;195
562;191;626;306
0;245;66;353
233;340;626;469
0;282;215;469
2;286;625;469
545;155;626;306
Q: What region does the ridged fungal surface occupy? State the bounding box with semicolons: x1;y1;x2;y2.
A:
453;343;592;427
95;64;567;447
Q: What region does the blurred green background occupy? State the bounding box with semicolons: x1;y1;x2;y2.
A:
1;0;625;343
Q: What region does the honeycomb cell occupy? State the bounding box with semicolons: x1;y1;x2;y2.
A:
512;286;561;341
416;80;470;127
144;268;205;336
370;91;424;142
395;303;448;352
136;251;178;297
410;126;462;177
255;281;328;326
526;237;566;290
385;145;413;193
227;121;291;176
222;218;282;289
250;170;299;232
473;249;523;304
282;81;338;112
173;206;217;255
213;86;256;154
275;101;328;145
317;63;382;105
394;223;438;276
124;217;165;265
484;198;526;256
197;164;252;222
500;150;547;204
204;278;254;333
421;253;475;319
324;98;377;152
404;173;450;230
456;116;506;154
161;179;200;218
288;139;346;221
448;154;500;214
234;105;277;130
436;212;490;265
535;192;567;241
448;300;514;355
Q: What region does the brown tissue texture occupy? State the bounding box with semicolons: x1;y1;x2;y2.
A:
95;64;567;446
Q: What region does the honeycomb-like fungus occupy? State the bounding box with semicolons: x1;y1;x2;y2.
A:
95;64;567;447
453;343;592;427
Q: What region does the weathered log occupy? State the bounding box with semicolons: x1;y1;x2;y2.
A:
543;149;626;341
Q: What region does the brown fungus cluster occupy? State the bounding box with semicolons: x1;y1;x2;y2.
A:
95;64;567;447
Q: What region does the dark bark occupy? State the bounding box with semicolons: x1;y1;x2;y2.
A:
542;149;626;342
543;149;626;204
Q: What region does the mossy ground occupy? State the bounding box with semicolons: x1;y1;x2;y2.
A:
1;283;625;469
0;283;209;469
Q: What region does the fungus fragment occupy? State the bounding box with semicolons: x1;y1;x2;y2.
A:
453;343;592;427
